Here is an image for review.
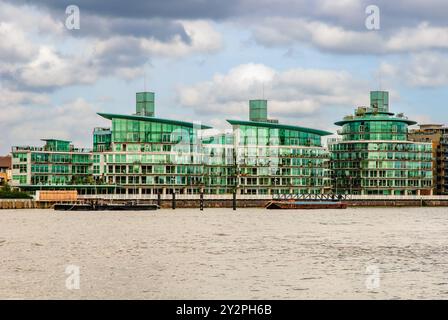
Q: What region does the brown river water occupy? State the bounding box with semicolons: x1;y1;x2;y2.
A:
1;207;448;299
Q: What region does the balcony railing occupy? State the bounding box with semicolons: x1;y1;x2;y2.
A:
12;146;92;153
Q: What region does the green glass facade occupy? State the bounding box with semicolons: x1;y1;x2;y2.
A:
229;119;331;195
93;128;112;152
11;140;92;186
91;95;331;196
329;91;433;195
94;115;210;195
201;134;237;194
10;90;435;197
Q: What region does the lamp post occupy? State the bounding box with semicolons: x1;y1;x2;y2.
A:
332;174;338;196
309;161;314;195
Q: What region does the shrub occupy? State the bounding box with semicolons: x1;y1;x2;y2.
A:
0;183;32;199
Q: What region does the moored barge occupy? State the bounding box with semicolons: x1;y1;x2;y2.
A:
54;202;160;211
266;200;347;210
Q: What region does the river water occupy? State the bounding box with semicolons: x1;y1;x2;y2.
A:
1;207;448;299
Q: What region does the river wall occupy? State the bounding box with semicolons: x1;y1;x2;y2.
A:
3;199;448;209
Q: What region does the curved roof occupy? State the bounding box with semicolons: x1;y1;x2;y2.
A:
335;116;417;126
364;111;395;116
227;119;332;136
98;113;212;129
41;139;71;143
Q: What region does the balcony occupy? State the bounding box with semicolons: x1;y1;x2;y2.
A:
327;138;342;144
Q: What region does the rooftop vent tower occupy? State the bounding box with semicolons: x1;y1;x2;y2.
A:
249;99;268;122
370;91;389;113
136;92;155;117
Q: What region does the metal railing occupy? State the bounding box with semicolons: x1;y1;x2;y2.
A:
272;193;351;201
78;194;274;201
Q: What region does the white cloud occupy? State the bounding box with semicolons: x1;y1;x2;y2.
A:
252;18;448;54
316;0;362;17
0;87;49;106
0;97;109;154
18;46;99;88
177;63;368;120
380;52;448;87
0;1;64;36
0;23;37;62
386;22;448;52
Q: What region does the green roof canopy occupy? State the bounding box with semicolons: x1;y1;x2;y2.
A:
227;119;332;136
335;116;417;126
98;113;212;129
41;139;71;143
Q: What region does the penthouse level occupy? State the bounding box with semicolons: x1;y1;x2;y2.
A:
329;91;433;196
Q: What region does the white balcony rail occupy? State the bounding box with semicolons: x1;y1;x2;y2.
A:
78;194;274;201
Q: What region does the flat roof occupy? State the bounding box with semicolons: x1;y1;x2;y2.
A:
18;184;119;189
226;119;332;136
418;124;445;128
98;113;212;129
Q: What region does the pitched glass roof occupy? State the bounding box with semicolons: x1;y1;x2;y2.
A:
97;113;212;129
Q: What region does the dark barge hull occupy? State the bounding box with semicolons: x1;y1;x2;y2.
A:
54;203;160;211
266;201;347;210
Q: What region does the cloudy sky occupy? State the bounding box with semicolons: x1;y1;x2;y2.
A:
1;0;448;154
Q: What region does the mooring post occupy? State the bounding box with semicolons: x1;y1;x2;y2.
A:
172;191;176;210
200;191;204;211
233;191;237;211
157;190;161;207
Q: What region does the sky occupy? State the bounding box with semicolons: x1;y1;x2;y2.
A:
1;0;448;154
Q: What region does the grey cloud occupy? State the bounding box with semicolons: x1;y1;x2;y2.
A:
10;0;448;61
7;0;448;55
6;0;218;43
92;37;150;68
15;0;448;29
11;0;240;20
69;15;192;44
0;0;223;93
